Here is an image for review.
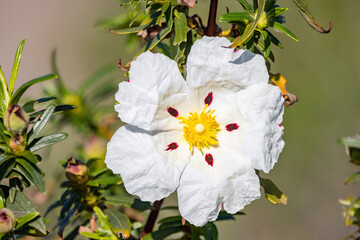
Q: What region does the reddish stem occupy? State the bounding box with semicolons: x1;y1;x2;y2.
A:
141;199;164;236
206;0;218;36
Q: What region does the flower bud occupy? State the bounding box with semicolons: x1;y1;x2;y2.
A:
0;208;15;234
4;105;29;134
65;158;89;184
9;134;26;154
257;12;268;29
177;0;196;8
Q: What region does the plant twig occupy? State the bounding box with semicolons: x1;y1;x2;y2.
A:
206;0;218;36
141;199;164;236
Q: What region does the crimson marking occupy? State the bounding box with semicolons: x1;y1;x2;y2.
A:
278;124;283;128
165;142;178;151
226;123;239;131
205;153;214;166
204;92;213;106
167;107;179;117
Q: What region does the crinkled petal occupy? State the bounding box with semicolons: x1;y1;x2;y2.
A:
237;83;285;173
186;37;269;90
115;52;190;131
177;146;260;226
105;125;190;202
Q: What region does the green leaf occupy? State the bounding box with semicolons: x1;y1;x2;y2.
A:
87;176;122;186
108;19;156;34
174;11;187;44
266;29;283;49
206;222;218;240
22;96;56;113
28;104;56;144
29;104;75;121
16;158;45;193
105;209;131;238
268;7;288;18
271;22;298;41
129;9;146;27
15;212;39;229
80;232;113;240
29;133;68;152
260;177;288;205
6;190;35;213
219;12;253;23
10;73;57;105
228;0;265;48
9;178;18;203
44;200;62;217
200;226;212;240
339;136;360;149
143;226;186;240
0;67;9;115
345;172;360;184
292;0;332;33
0;160;15;181
264;0;276;11
0;189;5;209
260;29;271;58
93;207;113;233
143;7;173;52
236;0;253;12
9;40;26;96
19;151;40;164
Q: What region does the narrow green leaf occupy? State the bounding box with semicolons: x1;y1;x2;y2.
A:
27;216;47;235
16;212;39;229
143;226;185;240
339;136;360;149
87;176;122;186
200;226;212;240
158;216;182;224
93;207;112;232
266;29;283;49
345;172;360;184
22;96;56;113
292;0;332;33
260;29;271;58
29;105;75;121
28;104;56;144
19;151;40;164
228;0;266;48
271;22;299;41
108;19;156;34
206;222;218;240
0;67;9;115
0;189;5;209
9;178;17;203
219;12;253;23
9;40;26;96
191;226;201;240
236;0;253;12
5;190;36;213
129;9;145;27
260;177;288;205
0;160;15;181
105;209;131;238
16;159;45;193
10;73;57;105
44;200;62;217
174;12;187;44
29;133;68;152
215;211;244;221
80;232;112;240
264;0;276;11
268;7;288;18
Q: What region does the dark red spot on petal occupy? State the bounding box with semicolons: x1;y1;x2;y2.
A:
167;107;179;117
234;49;238;53
165;142;178;151
226;123;239;131
204;92;213;106
278;124;283;128
205;153;214;166
127;79;130;82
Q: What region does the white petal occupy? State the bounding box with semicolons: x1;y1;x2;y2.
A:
237;83;285;173
105;125;190;202
115;52;190;131
177;147;260;226
177;150;222;227
186;37;269;90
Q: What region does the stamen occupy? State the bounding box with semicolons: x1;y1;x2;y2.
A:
165;142;178;151
226;123;239;131
167;107;179;117
204;92;213;106
205;153;214;166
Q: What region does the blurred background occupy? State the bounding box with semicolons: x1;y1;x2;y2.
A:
0;0;359;239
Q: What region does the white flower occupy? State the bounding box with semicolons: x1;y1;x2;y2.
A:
105;37;284;226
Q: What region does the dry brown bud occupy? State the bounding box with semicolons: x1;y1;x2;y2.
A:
283;92;298;107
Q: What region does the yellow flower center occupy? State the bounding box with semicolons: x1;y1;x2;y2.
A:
178;106;220;151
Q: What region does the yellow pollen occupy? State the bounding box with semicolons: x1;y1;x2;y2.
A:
178;106;220;151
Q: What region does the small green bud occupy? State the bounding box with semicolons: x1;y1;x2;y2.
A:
65;158;89;184
0;208;15;234
4;105;29;134
257;12;268;29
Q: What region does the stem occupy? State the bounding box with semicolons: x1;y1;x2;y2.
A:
206;0;218;36
142;199;164;236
